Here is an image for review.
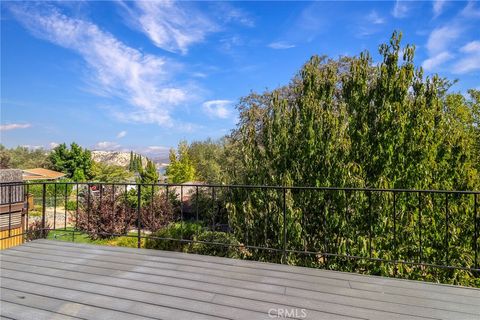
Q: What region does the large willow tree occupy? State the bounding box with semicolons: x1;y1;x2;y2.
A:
227;32;480;285
233;32;478;189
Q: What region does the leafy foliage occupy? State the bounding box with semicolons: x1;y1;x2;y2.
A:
0;145;49;169
138;160;159;184
187;139;227;183
145;222;203;251
48;143;93;181
224;32;480;285
26;220;51;241
76;186;136;239
91;161;133;183
186;231;251;259
166;141;196;183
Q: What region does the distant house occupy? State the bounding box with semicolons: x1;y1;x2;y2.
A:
22;168;66;181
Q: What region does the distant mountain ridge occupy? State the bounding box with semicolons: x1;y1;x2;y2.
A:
91;150;169;171
91;151;146;168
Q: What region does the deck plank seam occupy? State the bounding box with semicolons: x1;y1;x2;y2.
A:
16;244;354;289
28;241;480;295
0;275;276;320
1;268;453;320
5;247;475;307
1;286;162;320
34;240;480;293
0;298;88;320
3;251;478;314
0;272;369;320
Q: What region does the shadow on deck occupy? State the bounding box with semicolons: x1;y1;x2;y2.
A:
0;239;479;320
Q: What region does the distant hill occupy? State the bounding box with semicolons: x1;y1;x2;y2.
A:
91;150;169;173
91;151;146;168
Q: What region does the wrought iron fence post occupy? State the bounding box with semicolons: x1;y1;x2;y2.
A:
137;184;142;249
8;185;12;238
475;194;478;270
368;191;372;259
64;183;68;230
41;183;46;238
393;191;397;277
418;192;422;263
74;183;79;243
53;183;57;230
445;193;449;266
282;187;287;264
26;184;30;240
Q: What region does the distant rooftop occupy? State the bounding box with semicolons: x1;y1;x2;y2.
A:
22;168;66;181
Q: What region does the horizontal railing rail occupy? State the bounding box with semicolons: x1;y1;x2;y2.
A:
0;181;478;283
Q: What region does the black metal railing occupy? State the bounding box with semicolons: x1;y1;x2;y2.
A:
0;181;479;282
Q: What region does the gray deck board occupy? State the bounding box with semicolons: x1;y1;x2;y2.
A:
1;240;479;320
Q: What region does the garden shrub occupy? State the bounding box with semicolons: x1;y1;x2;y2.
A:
26;220;51;241
76;187;135;239
107;236;145;248
187;231;250;259
145;222;203;251
65;200;77;211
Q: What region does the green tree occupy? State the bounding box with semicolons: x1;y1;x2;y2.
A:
0;145;49;169
128;151;134;172
48;142;92;181
91;161;134;183
0;145;11;169
226;31;479;285
187;138;226;183
139;160;159;184
166;141;196;183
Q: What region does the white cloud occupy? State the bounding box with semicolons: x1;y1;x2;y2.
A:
422;51;453;71
453;41;480;74
202;100;232;119
9;3;190;127
461;1;480;18
94;141;122;150
21;145;43;150
215;2;255;28
392;1;409;18
116;130;127;138
426;25;461;54
0;123;31;131
268;41;295;50
433;0;447;18
367;11;385;24
119;1;217;54
49;142;59;149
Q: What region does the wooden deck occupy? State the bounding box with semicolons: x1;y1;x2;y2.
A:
0;240;479;320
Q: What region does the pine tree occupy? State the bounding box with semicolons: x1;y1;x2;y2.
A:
128;151;134;172
139;160;159;184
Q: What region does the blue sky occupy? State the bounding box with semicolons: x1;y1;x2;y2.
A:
1;1;479;160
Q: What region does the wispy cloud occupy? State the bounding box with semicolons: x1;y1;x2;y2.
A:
433;0;447;18
0;123;31;131
461;1;480;18
426;25;461;55
367;11;385;25
9;2;190;127
392;1;410;18
116;130;127;138
119;1;217;55
268;41;295;50
214;2;255;28
453;41;480;74
422;51;453;71
94;141;122;150
202;100;232;119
